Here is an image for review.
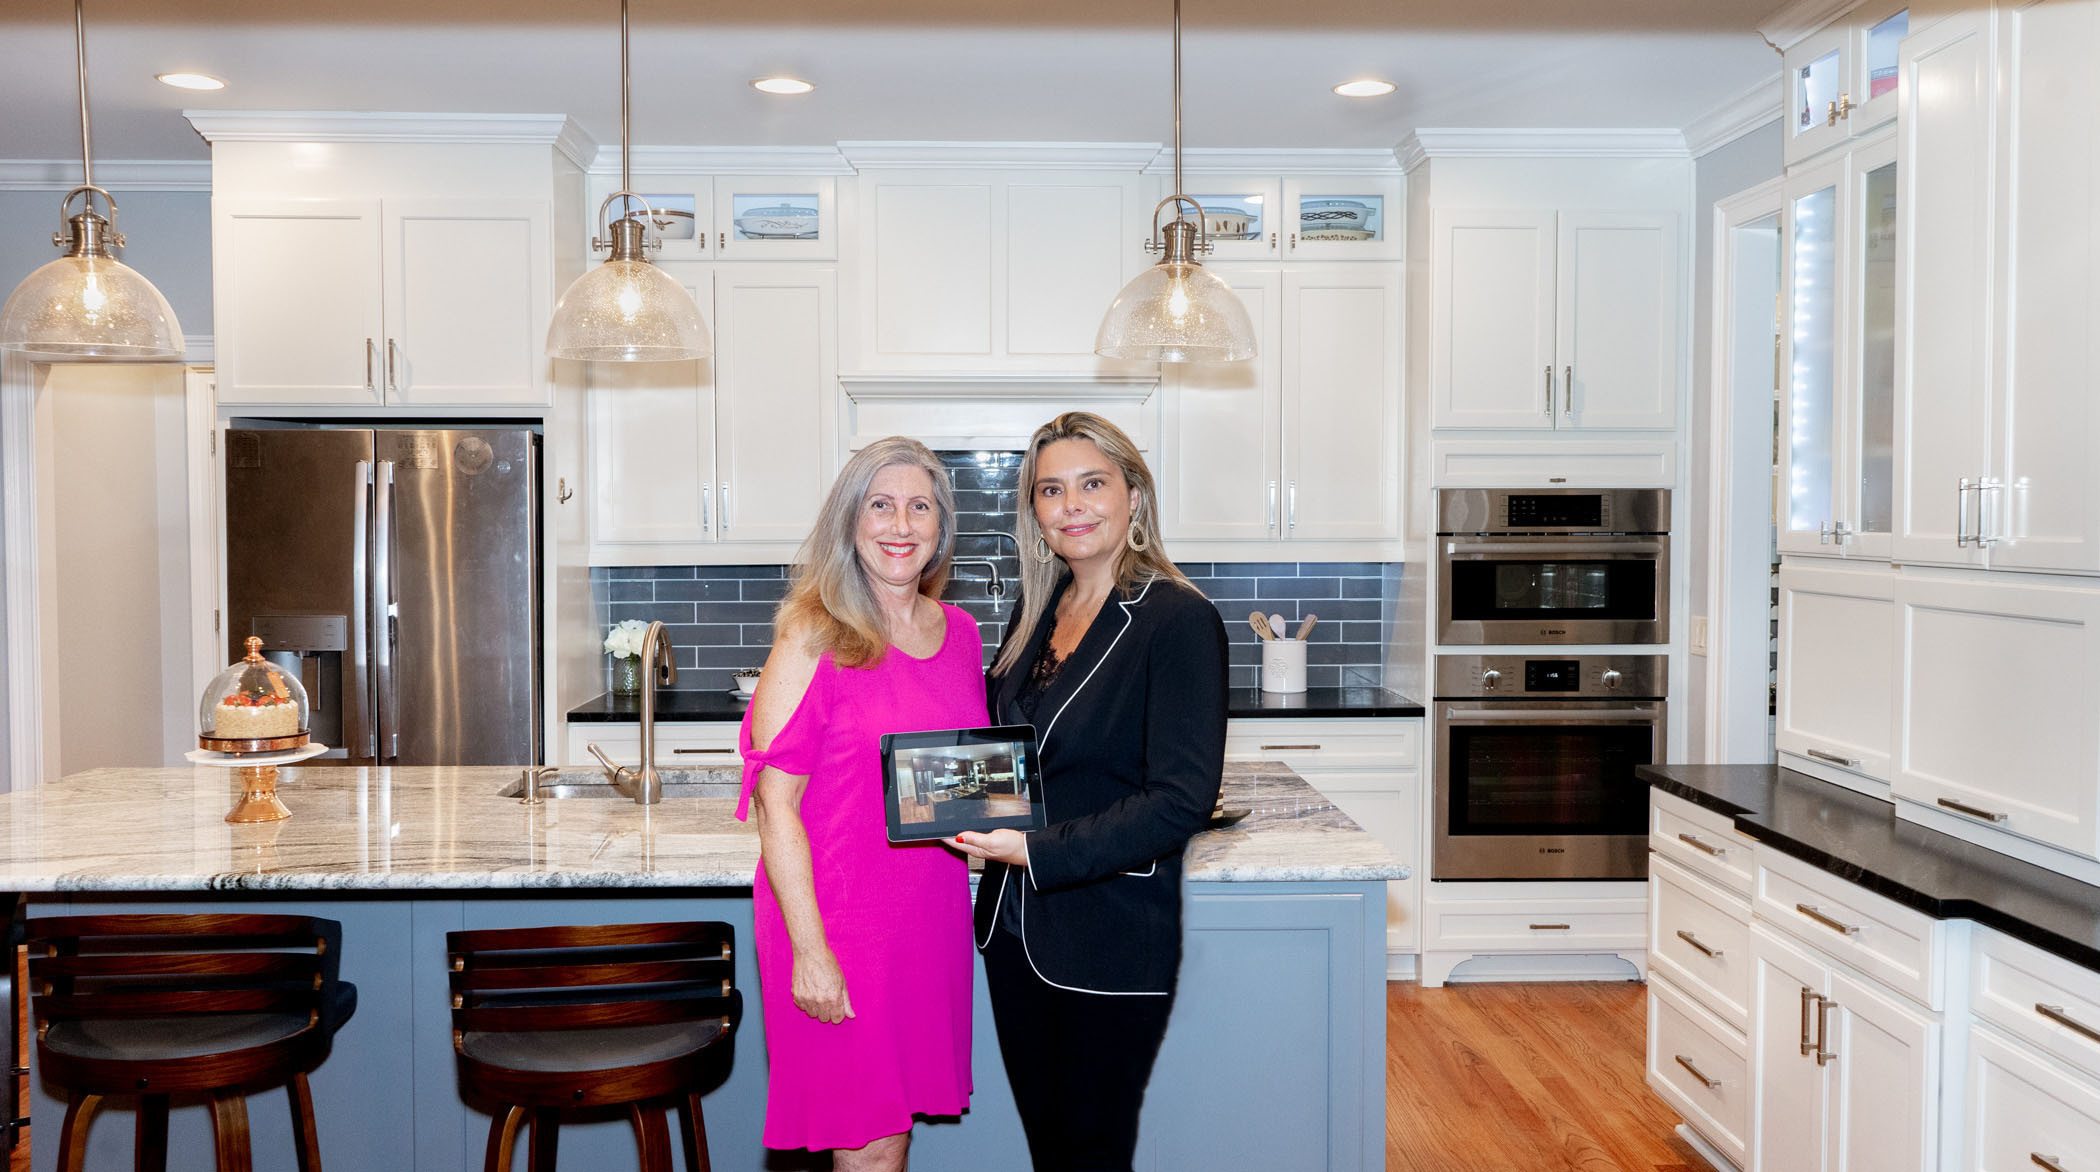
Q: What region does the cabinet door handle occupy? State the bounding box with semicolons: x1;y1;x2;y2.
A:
1675;929;1722;959
1799;988;1820;1055
2036;1003;2100;1045
1258;744;1322;751
1937;796;2009;823
1806;748;1860;768
1529;923;1572;931
719;482;730;531
1289;231;1297;251
1544;366;1555;415
1673;1054;1722;1090
1796;903;1860;937
1267;480;1278;531
700;484;711;533
1956;477;1974;547
1287;481;1297;530
1816;996;1840;1065
719;231;726;250
365;338;376;389
1675;832;1724;857
386;339;399;391
671;748;738;757
1978;477;2004;547
2034;1154;2068;1171
1563;365;1572;415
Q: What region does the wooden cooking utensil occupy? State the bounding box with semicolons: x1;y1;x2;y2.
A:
1247;611;1274;640
1295;614;1318;640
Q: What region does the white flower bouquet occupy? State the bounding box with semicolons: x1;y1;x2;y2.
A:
603;619;650;659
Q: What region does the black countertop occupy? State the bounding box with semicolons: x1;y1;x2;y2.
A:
1642;763;2100;974
570;686;1423;724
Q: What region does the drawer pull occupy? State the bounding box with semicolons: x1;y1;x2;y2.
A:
672;748;738;757
1675;929;1722;959
1529;923;1571;931
1258;744;1322;751
1806;748;1861;767
1795;903;1860;937
1675;832;1724;857
1673;1054;1722;1090
2033;1156;2067;1172
1937;796;2009;823
2036;1003;2100;1046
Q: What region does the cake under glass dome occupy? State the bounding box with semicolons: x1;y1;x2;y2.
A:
199;636;310;751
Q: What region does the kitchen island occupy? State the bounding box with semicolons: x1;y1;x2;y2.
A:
0;762;1405;1172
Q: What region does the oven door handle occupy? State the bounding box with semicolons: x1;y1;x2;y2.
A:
1444;540;1665;556
1440;706;1660;723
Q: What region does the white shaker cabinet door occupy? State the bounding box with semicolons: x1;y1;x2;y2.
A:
382;199;551;407
587;263;717;551
867;178;996;362
1825;967;1940;1172
1894;571;2100;860
1775;561;1896;782
711;265;838;545
1431;209;1557;429
214;199;384;406
1557;211;1679;430
1893;11;1997;568
1752;924;1832;1172
1160;268;1283;541
1280;266;1403;541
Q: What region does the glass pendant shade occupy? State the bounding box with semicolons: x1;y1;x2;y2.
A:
1096;259;1257;362
0;248;183;360
546;257;712;362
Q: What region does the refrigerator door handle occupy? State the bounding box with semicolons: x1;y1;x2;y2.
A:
349;460;377;759
374;459;399;762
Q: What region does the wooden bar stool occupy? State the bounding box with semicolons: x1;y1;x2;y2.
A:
447;921;741;1172
25;912;357;1172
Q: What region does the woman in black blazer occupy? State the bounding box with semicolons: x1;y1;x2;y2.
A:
953;412;1227;1172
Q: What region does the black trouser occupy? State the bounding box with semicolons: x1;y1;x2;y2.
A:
982;926;1176;1172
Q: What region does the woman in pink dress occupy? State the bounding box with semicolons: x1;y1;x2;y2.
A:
736;436;980;1169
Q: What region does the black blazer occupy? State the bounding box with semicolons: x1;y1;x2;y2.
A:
974;575;1228;994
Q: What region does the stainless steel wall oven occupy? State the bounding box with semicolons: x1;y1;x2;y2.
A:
1436;488;1670;645
1432;654;1665;881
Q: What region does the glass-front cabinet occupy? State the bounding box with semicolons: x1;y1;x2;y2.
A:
585;173;839;261
1168;175;1403;262
1783;2;1909;166
1779;133;1897;560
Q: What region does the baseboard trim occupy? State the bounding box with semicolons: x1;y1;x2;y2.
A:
1675;1123;1741;1172
1418;950;1646;988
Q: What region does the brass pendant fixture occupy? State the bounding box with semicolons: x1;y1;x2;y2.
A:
0;0;184;361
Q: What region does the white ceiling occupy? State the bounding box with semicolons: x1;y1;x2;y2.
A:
0;0;1783;164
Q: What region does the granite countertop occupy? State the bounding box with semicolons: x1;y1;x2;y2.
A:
0;762;1409;893
1643;763;2100;972
568;686;1424;724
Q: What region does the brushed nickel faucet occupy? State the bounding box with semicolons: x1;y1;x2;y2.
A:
586;619;677;804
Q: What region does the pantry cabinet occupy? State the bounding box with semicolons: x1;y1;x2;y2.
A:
214;197;553;408
1781;2;1910;167
1159;265;1402;546
587;263;838;563
1430;208;1680;431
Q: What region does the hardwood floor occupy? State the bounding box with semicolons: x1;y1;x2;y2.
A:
1387;981;1706;1172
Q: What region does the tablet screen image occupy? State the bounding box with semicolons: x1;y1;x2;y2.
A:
880;725;1045;842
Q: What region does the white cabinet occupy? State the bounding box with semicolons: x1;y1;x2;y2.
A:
562;721;738;768
1775;560;1895;785
585;173;840;262
1170;176;1404;262
215;198;552;408
1965;1026;2100;1172
844;169;1149;375
1779;135;1898;560
1780;2;1911;167
1893;570;2100;862
1160;265;1403;545
587;263;838;563
1430;209;1680;431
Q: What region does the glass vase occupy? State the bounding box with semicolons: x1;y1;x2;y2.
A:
611;655;643;696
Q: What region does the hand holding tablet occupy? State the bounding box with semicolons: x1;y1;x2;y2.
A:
880;725;1047;843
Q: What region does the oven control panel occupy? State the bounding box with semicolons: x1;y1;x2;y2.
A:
1434;654;1666;699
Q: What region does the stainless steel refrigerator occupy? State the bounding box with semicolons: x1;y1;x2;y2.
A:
225;426;539;766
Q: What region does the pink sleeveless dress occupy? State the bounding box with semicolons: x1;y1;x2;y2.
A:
736;604;983;1151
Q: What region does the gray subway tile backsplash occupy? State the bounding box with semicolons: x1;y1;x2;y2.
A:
592;450;1401;694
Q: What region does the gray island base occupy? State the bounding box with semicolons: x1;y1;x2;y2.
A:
0;762;1407;1172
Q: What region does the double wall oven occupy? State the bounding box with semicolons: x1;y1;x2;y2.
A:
1432;489;1671;882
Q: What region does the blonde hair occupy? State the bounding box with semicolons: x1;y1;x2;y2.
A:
776;437;956;669
992;412;1195;677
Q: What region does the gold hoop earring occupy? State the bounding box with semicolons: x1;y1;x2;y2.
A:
1126;524;1147;553
1034;536;1054;563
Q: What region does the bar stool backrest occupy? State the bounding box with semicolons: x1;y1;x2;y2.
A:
445;921;741;1037
27;913;343;1032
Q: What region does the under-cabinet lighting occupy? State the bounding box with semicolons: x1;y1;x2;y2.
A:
752;76;815;95
1333;79;1396;97
156;72;225;91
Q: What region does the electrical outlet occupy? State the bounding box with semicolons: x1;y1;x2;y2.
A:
1689;615;1710;656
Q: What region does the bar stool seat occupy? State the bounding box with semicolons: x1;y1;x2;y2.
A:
26;912;356;1172
447;920;741;1172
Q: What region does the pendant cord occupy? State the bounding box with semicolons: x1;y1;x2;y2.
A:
618;0;631;195
75;0;93;192
1170;0;1182;198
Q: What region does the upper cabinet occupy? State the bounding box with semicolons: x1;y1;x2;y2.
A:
583;172;841;262
1778;133;1897;560
1172;176;1404;262
1431;208;1681;431
1780;1;1910;167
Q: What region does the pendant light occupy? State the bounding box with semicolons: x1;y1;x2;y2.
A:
545;0;712;362
0;0;183;361
1095;0;1256;363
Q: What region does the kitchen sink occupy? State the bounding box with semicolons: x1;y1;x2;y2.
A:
496;769;741;801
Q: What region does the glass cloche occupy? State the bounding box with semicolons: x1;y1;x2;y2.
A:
199;636;310;750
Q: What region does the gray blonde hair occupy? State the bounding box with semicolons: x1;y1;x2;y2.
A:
777;437;956;669
992;412;1195;677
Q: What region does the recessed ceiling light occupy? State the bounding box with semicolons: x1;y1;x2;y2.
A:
1333;79;1395;98
751;77;814;95
156;72;226;91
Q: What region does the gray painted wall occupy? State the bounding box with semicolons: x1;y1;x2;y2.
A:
0;189;213;339
1684;121;1782;761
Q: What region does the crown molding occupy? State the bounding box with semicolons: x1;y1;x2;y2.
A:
836;141;1163;171
1758;0;1857;51
1684;72;1784;158
591;145;854;177
839;373;1157;400
1144;147;1405;176
183;111;596;169
1397;128;1691;162
0;159;213;193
